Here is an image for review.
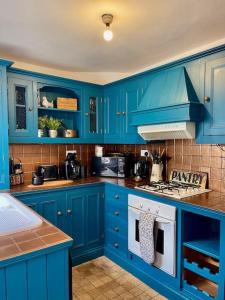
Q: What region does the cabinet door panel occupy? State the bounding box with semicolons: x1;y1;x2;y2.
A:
86;192;104;246
8;77;35;137
67;191;85;249
83;87;103;141
104;87;121;140
204;56;225;136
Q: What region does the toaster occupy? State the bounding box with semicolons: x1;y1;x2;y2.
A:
37;165;58;181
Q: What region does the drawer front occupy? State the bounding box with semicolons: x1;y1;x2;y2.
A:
105;229;128;257
105;215;128;238
106;204;128;221
106;186;128;206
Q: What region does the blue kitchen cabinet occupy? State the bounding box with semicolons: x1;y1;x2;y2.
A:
104;85;121;142
83;86;104;143
8;74;37;138
67;186;105;264
16;191;66;229
104;82;145;144
203;54;225;140
0;242;72;300
104;184;128;258
0;60;11;190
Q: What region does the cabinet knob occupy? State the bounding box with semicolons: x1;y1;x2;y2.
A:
204;96;210;102
57;211;63;216
28;107;33;111
122;112;126;116
114;243;119;248
67;209;72;215
116;112;121;116
85;112;89;116
113;227;119;232
114;194;119;199
114;211;120;216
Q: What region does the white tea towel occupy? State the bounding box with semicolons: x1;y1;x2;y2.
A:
139;212;155;264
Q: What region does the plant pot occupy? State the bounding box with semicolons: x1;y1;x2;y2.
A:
48;129;58;138
38;129;44;138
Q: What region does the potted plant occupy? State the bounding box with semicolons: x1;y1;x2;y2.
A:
46;117;61;138
38;115;48;137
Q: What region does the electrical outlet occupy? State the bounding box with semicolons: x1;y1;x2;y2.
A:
66;150;77;156
140;150;150;157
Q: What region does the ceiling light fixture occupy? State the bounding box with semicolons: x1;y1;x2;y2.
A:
102;14;113;42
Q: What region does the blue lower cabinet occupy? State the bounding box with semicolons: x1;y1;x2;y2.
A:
68;186;105;265
0;247;71;300
16;191;66;228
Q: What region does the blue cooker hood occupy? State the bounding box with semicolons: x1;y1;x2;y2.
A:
132;67;202;129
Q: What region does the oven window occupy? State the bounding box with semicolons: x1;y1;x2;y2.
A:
155;228;164;254
135;219;139;242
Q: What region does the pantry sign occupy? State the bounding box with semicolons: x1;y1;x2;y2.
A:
169;169;207;189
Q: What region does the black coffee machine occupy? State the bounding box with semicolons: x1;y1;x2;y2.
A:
60;153;81;180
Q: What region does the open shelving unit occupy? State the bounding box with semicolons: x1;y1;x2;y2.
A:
37;84;81;140
182;211;220;299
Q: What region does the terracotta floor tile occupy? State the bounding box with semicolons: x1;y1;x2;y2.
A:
41;232;68;245
18;237;45;252
0;244;21;259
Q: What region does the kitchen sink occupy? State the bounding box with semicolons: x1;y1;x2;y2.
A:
0;193;42;236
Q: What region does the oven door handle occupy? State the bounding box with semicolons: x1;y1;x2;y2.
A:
155;217;171;224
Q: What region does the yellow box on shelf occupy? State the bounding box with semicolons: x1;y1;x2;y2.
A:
57;97;78;110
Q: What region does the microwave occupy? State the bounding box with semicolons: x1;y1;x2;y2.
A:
92;156;133;178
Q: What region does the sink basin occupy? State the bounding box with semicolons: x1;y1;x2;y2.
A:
0;193;42;236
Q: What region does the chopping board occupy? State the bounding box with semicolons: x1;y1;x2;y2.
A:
27;180;74;188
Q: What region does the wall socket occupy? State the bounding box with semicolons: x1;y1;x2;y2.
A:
140;150;150;157
66;150;77;156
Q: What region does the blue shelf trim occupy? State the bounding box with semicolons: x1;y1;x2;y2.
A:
38;107;80;113
183;239;220;260
183;280;216;300
184;259;219;283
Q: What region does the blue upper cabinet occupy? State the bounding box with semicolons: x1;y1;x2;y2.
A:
196;51;225;144
8;74;37;138
0;60;11;190
104;85;121;142
83;86;104;143
104;80;145;144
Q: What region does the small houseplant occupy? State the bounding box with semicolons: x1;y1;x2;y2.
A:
38;115;48;137
46;117;62;138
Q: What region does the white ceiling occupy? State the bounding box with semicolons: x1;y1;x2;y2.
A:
0;0;225;84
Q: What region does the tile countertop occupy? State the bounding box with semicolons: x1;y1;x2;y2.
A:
0;214;72;263
9;177;225;214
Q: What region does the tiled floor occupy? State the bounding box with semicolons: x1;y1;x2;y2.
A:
72;256;168;300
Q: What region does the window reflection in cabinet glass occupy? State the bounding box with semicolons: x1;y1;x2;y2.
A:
89;97;97;133
15;86;27;129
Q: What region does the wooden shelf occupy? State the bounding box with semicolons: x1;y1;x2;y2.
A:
38;107;80;113
183;238;219;260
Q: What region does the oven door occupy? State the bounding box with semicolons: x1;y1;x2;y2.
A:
128;206;176;276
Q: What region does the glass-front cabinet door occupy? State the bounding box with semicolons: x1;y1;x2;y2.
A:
8;77;36;137
83;87;103;141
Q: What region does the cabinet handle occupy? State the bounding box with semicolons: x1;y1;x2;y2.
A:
85;112;89;116
28;107;33;112
122;112;126;116
114;194;119;200
57;211;63;216
204;96;210;102
67;209;72;215
114;243;119;248
113;227;119;232
116;112;121;116
114;211;120;216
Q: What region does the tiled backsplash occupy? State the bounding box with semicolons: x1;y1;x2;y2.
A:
9;140;225;192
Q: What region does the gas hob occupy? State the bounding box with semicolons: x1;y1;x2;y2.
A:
135;169;211;199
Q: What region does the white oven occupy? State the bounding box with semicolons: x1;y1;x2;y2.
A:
128;194;176;276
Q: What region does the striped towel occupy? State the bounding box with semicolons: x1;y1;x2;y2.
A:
139;212;155;264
